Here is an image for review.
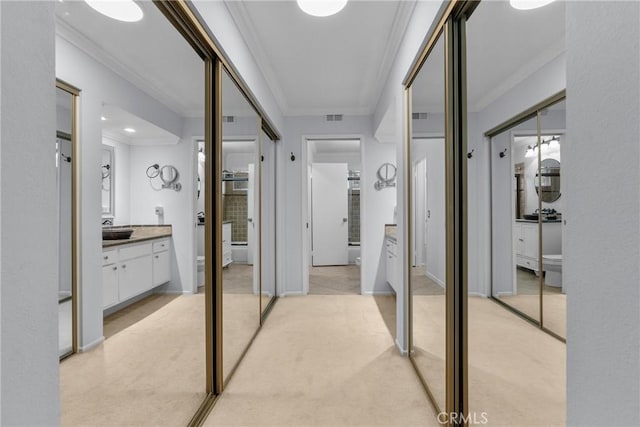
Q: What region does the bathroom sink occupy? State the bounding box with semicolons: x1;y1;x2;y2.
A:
102;228;134;240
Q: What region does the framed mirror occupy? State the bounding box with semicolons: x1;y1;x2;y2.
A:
101;144;114;216
535;158;561;202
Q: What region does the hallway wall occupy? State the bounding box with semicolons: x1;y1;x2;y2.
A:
565;3;640;424
0;2;59;423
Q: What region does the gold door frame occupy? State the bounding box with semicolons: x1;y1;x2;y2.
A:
153;2;281;425
56;79;80;360
404;1;477;424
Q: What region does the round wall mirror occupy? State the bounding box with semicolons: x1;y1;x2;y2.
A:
535;158;561;202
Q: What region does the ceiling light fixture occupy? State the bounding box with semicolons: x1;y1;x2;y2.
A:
297;0;348;17
124;127;136;133
509;0;556;10
101;116;107;121
84;0;143;23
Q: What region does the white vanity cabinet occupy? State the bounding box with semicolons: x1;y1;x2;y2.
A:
385;237;398;292
152;239;171;286
102;238;172;310
222;222;232;267
514;221;562;273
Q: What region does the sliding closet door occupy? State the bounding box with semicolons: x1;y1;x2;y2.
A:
409;31;447;413
260;129;277;317
465;1;566;424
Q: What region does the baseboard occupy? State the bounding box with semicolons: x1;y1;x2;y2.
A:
280;291;305;297
495;291;514;297
395;338;408;356
425;271;445;288
363;290;395;296
80;336;104;352
468;291;487;297
155;289;190;295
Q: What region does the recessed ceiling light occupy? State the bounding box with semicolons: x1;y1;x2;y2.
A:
84;0;143;23
101;116;107;121
124;127;136;133
297;0;348;17
510;0;556;10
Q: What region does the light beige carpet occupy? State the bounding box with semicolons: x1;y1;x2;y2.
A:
60;294;206;426
412;295;566;426
498;294;567;338
309;265;361;295
204;295;438;426
411;266;445;296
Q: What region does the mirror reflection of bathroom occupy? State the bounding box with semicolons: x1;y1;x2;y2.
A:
541;99;566;339
221;68;261;384
196;139;205;291
409;29;446;412
56;85;74;359
307;139;361;295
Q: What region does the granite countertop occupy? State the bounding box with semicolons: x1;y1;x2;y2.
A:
102;225;172;248
385;223;397;242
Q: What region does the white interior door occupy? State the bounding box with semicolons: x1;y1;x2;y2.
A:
311;163;348;266
413;157;427;267
247;163;255;266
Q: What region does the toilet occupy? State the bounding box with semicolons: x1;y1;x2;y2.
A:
542;254;562;288
197;224;205;287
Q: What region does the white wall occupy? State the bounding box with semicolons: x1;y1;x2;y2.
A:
56;34;195;347
566;3;640;424
128;118;203;294
1;1;59;423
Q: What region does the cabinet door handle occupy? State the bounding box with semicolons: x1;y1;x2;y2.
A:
104;256;109;260
112;266;117;271
155;255;159;259
518;238;524;242
122;264;126;269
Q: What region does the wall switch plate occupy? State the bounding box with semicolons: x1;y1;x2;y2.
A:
155;206;164;216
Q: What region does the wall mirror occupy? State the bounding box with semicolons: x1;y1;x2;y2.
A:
221;67;261;384
408;30;446;413
535;158;561;202
101;145;114;216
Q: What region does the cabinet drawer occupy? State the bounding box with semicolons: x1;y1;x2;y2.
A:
153;239;170;253
102;249;118;266
119;242;152;261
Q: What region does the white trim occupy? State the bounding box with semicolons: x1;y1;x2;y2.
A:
79;336;104;352
495;291;514;297
301;134;364;296
425;271;445;288
395;338;409;356
362;290;395;296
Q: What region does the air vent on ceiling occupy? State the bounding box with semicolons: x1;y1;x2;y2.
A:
412;112;428;120
222;116;235;123
326;114;343;122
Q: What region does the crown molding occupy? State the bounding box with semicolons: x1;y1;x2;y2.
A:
55;17;194;118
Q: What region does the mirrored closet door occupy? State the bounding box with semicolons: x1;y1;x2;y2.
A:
260;129;277;317
409;30;446;413
221;68;261;383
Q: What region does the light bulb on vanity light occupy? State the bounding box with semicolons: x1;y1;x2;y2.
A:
124;127;136;133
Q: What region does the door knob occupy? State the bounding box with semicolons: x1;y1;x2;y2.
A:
342;218;348;223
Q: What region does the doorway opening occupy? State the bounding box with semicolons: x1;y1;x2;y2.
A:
304;138;362;295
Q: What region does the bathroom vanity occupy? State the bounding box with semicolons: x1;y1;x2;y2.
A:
513;220;562;273
102;225;172;311
385;224;398;293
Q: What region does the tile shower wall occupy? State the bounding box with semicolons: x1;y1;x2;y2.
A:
223;187;248;243
349;190;360;244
